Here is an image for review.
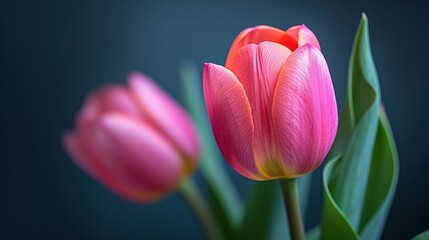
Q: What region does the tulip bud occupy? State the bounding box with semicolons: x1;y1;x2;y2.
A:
203;25;337;180
62;72;200;202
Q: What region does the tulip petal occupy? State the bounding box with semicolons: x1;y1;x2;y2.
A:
226;25;320;67
62;130;136;201
226;42;292;110
226;42;292;175
92;113;182;197
285;25;321;50
272;44;337;178
96;86;143;117
75;85;144;137
226;26;286;65
128;72;200;164
203;63;260;179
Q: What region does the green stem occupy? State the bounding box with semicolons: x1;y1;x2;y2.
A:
280;178;306;240
179;178;223;240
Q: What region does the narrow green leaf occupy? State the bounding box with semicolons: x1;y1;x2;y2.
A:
306;226;320;240
298;173;312;219
332;13;381;228
412;230;429;240
179;62;242;236
359;110;399;239
321;156;359;240
238;181;290;240
239;174;311;240
328;96;354;158
320;14;399;240
270;202;290;240
313;15;399;239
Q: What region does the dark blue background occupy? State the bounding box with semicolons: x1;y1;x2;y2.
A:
2;0;428;239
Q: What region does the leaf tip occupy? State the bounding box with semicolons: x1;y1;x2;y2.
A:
361;12;368;24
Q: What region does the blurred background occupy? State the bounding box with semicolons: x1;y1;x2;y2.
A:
1;0;428;239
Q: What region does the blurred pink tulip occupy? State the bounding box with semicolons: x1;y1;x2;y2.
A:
203;25;338;180
62;72;200;203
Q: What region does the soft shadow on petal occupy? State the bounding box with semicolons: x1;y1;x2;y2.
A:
128;72;200;162
272;44;337;177
203;63;261;180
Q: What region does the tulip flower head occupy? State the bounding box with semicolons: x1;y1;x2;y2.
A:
62;72;200;203
203;25;338;180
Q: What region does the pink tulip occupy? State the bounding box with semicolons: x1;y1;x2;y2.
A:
62;72;200;202
203;25;338;180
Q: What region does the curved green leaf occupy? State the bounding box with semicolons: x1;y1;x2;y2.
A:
238;181;290;240
321;156;359;240
412;230;429;240
238;174;311;240
179;62;242;237
320;14;399;240
298;173;312;219
359;110;399;239
306;226;320;240
314;111;399;240
330;13;381;228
